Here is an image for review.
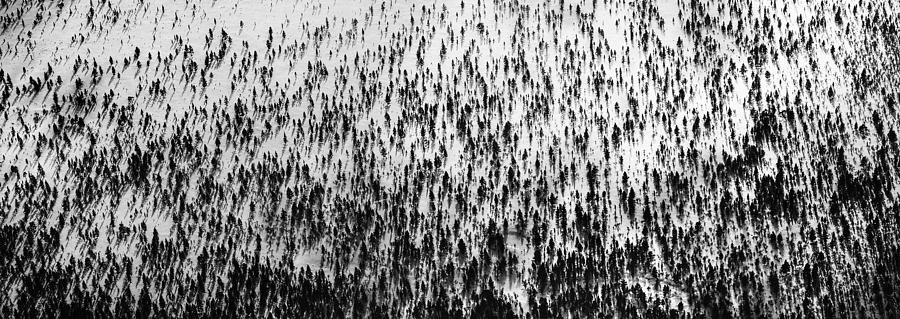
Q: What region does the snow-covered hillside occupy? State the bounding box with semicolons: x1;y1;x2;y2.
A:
2;0;900;317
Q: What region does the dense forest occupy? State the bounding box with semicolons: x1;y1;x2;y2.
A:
1;0;900;318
